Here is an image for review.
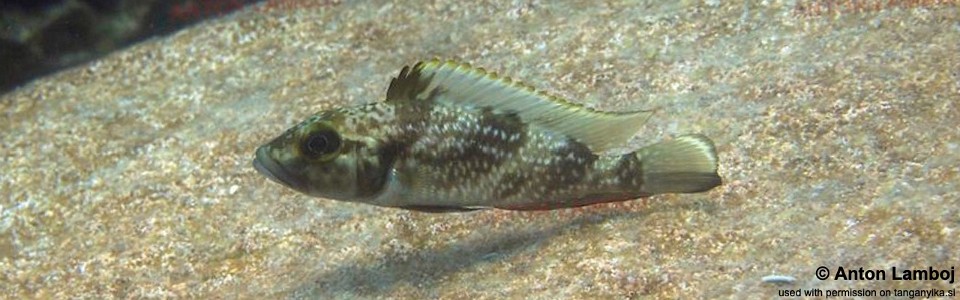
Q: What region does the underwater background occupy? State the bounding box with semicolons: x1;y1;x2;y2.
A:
1;0;958;298
0;0;262;93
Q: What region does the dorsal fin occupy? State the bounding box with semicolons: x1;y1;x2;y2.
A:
385;59;653;152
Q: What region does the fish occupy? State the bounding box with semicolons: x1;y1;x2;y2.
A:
252;59;721;212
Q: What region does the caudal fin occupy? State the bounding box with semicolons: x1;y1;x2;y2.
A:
639;134;721;194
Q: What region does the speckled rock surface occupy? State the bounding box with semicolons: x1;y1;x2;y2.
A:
2;0;958;298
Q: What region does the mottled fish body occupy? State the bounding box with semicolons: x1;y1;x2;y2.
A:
253;60;721;212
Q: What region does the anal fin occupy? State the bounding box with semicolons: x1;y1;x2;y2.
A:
398;205;488;213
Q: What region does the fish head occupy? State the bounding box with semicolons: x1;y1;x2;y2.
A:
252;108;394;201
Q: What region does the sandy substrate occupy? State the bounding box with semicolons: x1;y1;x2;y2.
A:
2;0;958;298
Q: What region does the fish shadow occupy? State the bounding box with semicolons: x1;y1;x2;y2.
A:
286;207;656;298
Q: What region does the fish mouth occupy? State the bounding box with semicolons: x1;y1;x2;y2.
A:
253;147;305;190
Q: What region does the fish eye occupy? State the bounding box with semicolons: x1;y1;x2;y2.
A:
301;129;341;160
